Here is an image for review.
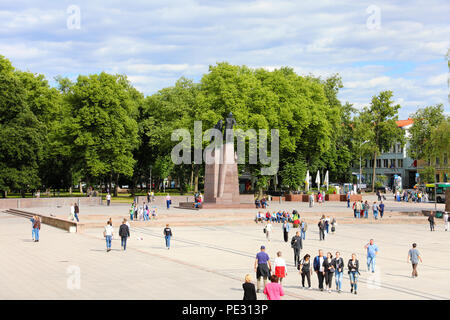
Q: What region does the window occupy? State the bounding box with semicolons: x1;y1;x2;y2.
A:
383;159;388;168
436;157;440;166
444;154;448;165
390;159;395;168
370;160;374;168
398;159;403;168
376;159;381;168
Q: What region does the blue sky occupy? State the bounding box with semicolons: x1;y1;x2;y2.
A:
1;0;449;118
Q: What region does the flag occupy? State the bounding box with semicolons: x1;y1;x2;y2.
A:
315;170;320;190
304;170;310;191
324;170;329;190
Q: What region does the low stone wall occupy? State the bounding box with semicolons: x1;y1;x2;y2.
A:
0;197;101;209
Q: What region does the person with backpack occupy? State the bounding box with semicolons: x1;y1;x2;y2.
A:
348;253;360;294
332;251;344;293
119;219;130;251
299;254;312;289
31;215;41;242
290;231;303;267
363;201;370;218
372;201;379;220
163;224;173;249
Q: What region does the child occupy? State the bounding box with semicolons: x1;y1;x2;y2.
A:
242;274;257;300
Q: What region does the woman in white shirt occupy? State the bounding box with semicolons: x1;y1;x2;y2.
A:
274;251;287;285
103;221;114;252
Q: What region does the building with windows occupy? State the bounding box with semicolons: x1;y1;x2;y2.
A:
352;118;418;189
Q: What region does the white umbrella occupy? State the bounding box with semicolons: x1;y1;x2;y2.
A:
324;170;329;190
304;170;310;191
315;170;321;191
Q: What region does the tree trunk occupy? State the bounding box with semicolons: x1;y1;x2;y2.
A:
69;186;72;195
194;165;199;193
190;165;194;189
114;173;119;197
372;151;377;192
79;181;83;194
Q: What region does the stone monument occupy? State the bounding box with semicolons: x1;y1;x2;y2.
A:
203;113;253;208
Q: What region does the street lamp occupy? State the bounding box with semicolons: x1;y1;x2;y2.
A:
359;140;369;193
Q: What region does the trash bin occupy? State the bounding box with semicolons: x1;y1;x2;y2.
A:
435;211;443;219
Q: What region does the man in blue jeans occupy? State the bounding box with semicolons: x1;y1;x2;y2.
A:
364;239;379;272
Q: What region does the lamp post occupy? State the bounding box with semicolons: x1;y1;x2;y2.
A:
359;140;369;193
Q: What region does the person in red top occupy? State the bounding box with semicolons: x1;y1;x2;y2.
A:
263;275;284;300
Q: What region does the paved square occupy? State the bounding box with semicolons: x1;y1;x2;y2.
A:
1;205;449;300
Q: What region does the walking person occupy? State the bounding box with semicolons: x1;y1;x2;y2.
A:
31;215;41;242
356;200;362;219
364;239;379;273
444;212;449;231
291;231;303;267
332;251;344;293
408;243;422;278
254;245;272;293
282;221;290;242
372;201;378;220
299;254;312;289
323;252;335;293
428;214;435;231
274;251;287;285
164;224;172;249
166;193;171;209
74;203;80;222
300;220;307;240
119;219;130;251
348;253;360;294
347;192;351;208
242;274;257;300
30;215;36;241
106;193;111;206
363;201;370;219
264;221;272;242
103;220;114;252
313;249;326;291
318;218;326;241
263;275;284;300
309;193;314;207
330;216;336;234
379;201;385;218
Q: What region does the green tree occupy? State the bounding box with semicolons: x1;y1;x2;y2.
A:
358;91;404;191
62;72;140;196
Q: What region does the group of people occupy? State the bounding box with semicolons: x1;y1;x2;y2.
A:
393;189;428;203
352;200;385;219
255;197;268;208
427;211;449;232
317;215;336;240
245;240;381;300
103;219;173;252
129;202;157;221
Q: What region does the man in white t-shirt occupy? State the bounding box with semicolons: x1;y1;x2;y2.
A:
106;193;111;206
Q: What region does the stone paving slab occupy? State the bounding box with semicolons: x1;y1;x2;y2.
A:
1;210;449;300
